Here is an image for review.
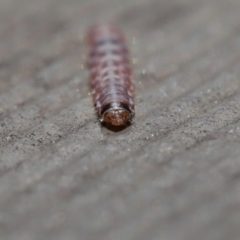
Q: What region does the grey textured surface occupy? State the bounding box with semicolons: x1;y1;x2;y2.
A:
0;0;240;239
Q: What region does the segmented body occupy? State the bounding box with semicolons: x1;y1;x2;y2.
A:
87;24;135;126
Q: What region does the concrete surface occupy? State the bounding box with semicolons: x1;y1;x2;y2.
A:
0;0;240;239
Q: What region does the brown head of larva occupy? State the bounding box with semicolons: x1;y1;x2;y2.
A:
101;103;134;126
103;109;131;126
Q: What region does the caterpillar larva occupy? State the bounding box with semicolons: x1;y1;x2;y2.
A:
87;24;135;126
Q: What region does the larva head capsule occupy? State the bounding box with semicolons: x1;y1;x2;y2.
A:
101;103;134;126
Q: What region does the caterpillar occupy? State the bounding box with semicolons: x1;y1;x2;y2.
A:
86;24;135;126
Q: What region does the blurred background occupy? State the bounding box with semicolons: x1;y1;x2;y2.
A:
0;0;240;239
